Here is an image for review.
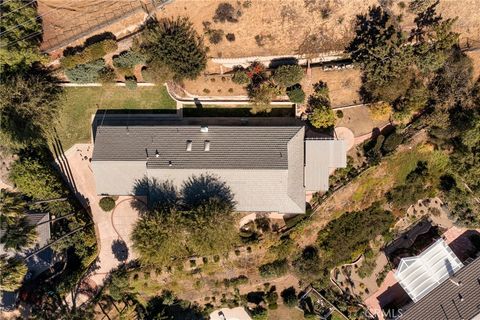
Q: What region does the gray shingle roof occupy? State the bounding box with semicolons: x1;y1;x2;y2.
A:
92;125;303;169
92;125;307;213
400;255;480;320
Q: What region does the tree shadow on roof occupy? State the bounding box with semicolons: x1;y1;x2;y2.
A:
180;174;235;210
131;176;178;215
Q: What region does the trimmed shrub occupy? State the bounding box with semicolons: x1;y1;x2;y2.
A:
64;59;106;83
232;69;250;84
99;197;116;212
226;33;236;42
336;110;344;118
287;86;306;103
125;77;137;90
113;50;145;68
273;64;304;87
258;259;289;278
61;39;118;69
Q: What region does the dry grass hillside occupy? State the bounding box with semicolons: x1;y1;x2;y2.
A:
39;0;480;58
155;0;480;58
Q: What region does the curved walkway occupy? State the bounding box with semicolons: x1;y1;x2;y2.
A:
55;143;140;306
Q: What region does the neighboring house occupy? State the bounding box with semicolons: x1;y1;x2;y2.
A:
399;254;480;319
395;239;463;303
0;213;54;312
209;307;252;320
91;120;346;214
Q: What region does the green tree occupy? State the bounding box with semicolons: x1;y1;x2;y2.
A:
308;106;335;128
108;269;134;301
141;17;207;80
132;209;188;266
248;82;280;107
411;2;459;74
348;6;413;102
0;0;44;74
0;189;26;225
0;255;28;291
1;217;37;252
273;64;304;87
0;71;62;146
9;156;65;200
0;189;37;252
232;69;250;84
286;85;306;103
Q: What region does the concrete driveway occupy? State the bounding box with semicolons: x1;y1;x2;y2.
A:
55;143;139;305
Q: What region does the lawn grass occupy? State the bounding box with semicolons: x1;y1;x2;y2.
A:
54;86;176;150
183;104;295;117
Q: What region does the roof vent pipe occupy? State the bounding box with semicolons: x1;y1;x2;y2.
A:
204;140;210;152
186;140;192;151
200;126;208;133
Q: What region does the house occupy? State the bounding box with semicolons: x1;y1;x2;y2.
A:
91;118;346;214
209;307;252;320
0;213;54;311
395;238;463;303
398;253;480;319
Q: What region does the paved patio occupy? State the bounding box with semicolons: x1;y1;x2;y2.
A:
55;143;139;305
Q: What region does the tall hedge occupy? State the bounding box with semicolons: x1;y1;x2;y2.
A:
61;40;118;69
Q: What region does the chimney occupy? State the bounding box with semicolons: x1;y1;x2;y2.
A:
200;126;208;133
450;277;462;286
186;140;192;151
204;140;210;152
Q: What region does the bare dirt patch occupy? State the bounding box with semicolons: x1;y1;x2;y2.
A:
302;68;362;107
156;0;480;59
157;0;376;58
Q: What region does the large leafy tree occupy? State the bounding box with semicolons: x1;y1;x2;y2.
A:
0;71;63;146
132;175;238;266
411;2;459;74
0;0;45;74
348;6;413;102
0;255;28;291
141;17;207;80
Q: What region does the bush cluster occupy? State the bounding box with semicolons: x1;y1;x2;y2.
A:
273;64;304;87
223;275;248;287
287;85;306;103
258;259;289;278
64;59;108;83
61;40;118;69
112;50;145;69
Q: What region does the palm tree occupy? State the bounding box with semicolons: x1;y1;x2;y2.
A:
1;217;37;251
0;188;37;251
0;188;27;225
0;255;28;291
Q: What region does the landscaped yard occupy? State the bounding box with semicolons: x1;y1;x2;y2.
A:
183;104;295;117
54;86;176;150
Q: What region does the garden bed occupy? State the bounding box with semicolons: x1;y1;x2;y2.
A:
183;104;295;117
